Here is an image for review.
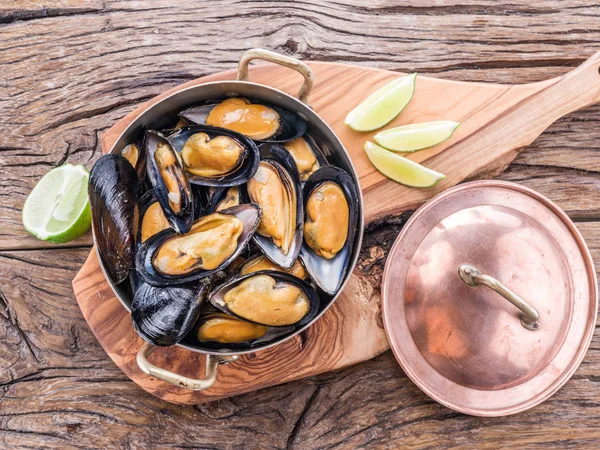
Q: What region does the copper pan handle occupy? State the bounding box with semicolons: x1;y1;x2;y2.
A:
136;343;238;391
458;264;540;331
237;48;314;104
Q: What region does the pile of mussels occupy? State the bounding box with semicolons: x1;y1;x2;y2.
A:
89;97;359;350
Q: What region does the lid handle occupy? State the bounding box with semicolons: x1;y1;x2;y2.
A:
458;264;540;331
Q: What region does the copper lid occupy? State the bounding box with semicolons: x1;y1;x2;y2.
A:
382;181;597;416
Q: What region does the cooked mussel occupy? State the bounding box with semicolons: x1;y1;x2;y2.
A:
167;125;259;187
139;191;171;244
196;313;267;344
136;204;261;286
179;98;307;143
283;136;327;182
208;186;241;213
210;271;319;327
132;278;210;346
246;145;303;269
240;254;307;280
300;166;359;295
145;130;194;234
120;132;147;191
89;154;139;284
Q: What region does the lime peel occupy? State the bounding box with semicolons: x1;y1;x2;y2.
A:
345;73;417;132
22;163;92;243
374;121;460;152
363;141;445;188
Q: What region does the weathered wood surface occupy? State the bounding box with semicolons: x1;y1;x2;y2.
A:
73;56;600;405
2;1;600;448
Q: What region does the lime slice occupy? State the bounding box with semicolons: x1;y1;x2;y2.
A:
374;121;460;152
22;164;91;243
345;73;417;132
364;141;445;188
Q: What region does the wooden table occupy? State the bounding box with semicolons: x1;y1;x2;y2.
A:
2;1;600;448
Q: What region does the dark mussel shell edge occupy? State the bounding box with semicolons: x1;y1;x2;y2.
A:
209;270;320;328
145;130;194;234
167;125;260;187
243;144;304;269
300;166;360;295
135;204;261;287
179;99;307;144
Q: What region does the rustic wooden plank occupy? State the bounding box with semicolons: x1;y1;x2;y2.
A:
2;1;600;448
2;221;600;448
2;0;600;249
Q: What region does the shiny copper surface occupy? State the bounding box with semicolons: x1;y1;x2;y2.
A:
382;181;597;416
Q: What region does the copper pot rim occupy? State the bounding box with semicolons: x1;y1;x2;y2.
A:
381;180;598;417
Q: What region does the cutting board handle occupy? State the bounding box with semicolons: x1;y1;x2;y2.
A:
548;50;600;116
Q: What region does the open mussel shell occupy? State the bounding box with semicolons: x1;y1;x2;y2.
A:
132;277;211;346
244;145;303;269
145;130;194;234
283;135;329;183
136;204;261;287
120;131;147;192
207;186;242;213
89;154;139;285
188;312;296;351
209;271;320;328
179;97;307;144
300;166;359;295
167;125;260;187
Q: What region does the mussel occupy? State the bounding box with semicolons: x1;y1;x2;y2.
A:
196;313;267;344
167;125;259;187
179;98;307;143
210;271;319;327
145;130;194;234
136;204;261;286
240;254;307;280
283;136;327;182
245;145;303;269
120;132;147;191
300;166;359;295
208;186;241;213
132;278;211;346
138;191;171;244
89;154;139;284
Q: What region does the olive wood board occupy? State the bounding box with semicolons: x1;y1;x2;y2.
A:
72;52;600;405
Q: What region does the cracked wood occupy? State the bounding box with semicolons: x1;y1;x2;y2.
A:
1;1;600;449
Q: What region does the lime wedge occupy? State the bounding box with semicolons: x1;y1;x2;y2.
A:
364;141;445;188
374;121;460;152
345;73;417;132
22;164;91;243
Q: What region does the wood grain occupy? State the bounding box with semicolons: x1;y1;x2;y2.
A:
2;1;600;448
73;56;600;405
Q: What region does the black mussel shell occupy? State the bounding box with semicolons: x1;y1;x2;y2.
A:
179;99;307;144
186;312;296;351
243;144;303;269
145;130;194;234
207;186;242;213
209;270;319;328
120;131;147;193
192;184;211;218
132;278;211;346
136;204;261;287
89;154;139;284
300;166;360;295
167;125;260;187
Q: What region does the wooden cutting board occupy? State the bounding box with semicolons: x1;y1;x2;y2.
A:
72;52;600;405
